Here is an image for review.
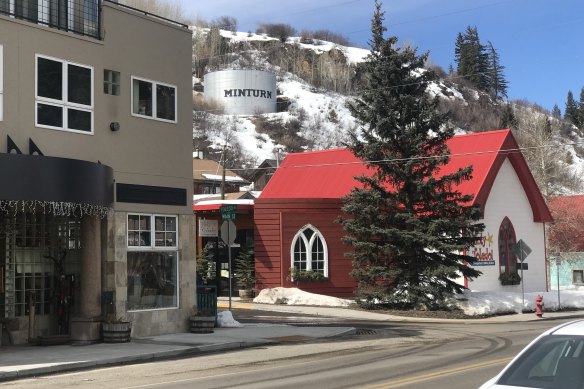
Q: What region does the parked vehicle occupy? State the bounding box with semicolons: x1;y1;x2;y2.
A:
480;320;584;388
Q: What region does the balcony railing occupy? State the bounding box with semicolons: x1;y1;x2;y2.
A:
0;0;101;40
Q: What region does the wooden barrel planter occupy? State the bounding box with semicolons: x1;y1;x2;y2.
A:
189;315;215;333
102;321;132;343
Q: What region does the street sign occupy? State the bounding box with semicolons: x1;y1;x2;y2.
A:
220;204;237;220
198;219;218;237
517;262;528;270
514;239;532;263
220;220;236;245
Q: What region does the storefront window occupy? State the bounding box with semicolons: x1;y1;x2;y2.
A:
127;251;178;310
127;213;178;311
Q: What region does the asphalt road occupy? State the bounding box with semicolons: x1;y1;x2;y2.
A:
3;311;571;389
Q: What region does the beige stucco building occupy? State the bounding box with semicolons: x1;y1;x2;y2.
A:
0;1;195;345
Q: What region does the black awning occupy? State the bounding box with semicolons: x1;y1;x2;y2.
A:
0;153;113;208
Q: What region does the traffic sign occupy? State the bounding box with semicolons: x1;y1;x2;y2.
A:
220;204;237;220
220;220;236;245
514;239;532;263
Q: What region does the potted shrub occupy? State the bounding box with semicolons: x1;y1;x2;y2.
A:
289;267;327;283
499;271;521;286
234;246;255;299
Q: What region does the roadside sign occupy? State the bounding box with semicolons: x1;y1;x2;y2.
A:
198;219;218;237
514;239;532;262
220;204;237;220
220;220;236;245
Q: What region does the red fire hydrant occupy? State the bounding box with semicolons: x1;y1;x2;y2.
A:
535;295;544;318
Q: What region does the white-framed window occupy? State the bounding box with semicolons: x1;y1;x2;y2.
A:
131;76;176;123
573;270;584;285
127;213;179;311
35;54;93;134
290;225;328;277
127;214;177;249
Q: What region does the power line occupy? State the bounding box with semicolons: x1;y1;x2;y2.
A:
219;139;582;173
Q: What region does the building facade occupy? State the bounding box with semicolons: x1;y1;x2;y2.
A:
0;1;195;344
254;130;552;298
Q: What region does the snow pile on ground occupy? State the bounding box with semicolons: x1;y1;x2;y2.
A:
254;287;584;316
216;310;243;327
254;287;353;307
457;289;584;316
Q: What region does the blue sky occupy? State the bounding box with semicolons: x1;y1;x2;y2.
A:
182;0;584;113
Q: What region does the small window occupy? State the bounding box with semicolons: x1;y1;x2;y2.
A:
131;76;176;122
574;270;584;284
104;69;120;96
35;54;93;134
128;214;177;249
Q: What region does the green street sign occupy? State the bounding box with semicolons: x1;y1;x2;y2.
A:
220;204;237;220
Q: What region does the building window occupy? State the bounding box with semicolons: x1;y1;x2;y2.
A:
290;225;328;277
131;76;176;122
0;1;100;39
498;217;517;276
103;69;120;96
574;270;584;285
0;213;81;319
127;213;178;311
35;54;93;134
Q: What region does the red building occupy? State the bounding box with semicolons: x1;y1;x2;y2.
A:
254;130;552;298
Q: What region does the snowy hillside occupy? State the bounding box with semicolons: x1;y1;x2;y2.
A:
192;28;584;193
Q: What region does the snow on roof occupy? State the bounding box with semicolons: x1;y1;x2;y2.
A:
201;173;246;182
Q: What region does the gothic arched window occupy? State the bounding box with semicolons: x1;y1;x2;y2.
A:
291;225;328;277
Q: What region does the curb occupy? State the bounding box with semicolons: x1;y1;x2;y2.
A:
0;340;266;382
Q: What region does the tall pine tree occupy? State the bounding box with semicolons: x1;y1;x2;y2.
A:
486;41;508;99
579;87;584;128
341;2;485;310
455;26;489;91
565;90;579;127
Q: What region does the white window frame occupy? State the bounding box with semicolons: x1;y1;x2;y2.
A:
127;212;179;312
131;76;177;123
290;224;329;278
35;54;94;135
127;213;178;250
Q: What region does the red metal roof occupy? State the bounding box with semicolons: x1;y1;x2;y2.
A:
259;129;552;222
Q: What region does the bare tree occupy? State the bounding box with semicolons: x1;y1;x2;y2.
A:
513;107;582;199
210;16;238;32
120;0;192;24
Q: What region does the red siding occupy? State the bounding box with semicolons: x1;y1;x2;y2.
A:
254;198;357;298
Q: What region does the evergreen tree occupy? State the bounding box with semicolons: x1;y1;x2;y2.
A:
552;104;562;119
499;103;517;130
486;41;508;99
579;87;584;128
565;90;579;127
341;1;485;310
455;26;489;92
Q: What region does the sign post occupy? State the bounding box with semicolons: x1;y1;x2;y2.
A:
556;248;561;310
514;239;532;312
220;205;237;311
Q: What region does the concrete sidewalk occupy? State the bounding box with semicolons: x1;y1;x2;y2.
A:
0;323;355;381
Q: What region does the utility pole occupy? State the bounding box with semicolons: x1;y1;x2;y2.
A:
221;144;227;200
